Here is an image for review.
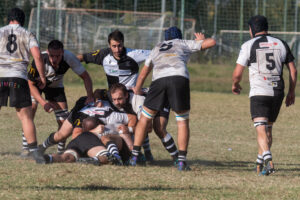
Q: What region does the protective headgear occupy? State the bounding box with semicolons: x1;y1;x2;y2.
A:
248;15;268;37
165;26;183;41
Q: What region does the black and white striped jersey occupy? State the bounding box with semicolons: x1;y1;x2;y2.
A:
28;50;86;88
236;34;294;97
83;47;150;88
0;24;39;80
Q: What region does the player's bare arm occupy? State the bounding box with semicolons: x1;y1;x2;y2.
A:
79;71;94;104
285;61;297;107
28;80;54;113
133;63;153;95
30;46;46;89
232;64;244;95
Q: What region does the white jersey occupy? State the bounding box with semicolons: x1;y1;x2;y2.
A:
0;24;39;80
236;34;294;97
28;50;85;88
145;39;203;81
79;100;129;125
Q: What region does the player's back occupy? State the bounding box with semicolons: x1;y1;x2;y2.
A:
148;39;201;81
0;24;38;79
237;34;294;96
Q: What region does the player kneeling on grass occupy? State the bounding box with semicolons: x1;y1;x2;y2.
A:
41;117;131;165
130;26;216;171
232;15;297;176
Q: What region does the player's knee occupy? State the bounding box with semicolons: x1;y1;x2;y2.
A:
141;107;155;119
174;111;190;121
254;120;268;128
54;109;69;121
63;150;78;162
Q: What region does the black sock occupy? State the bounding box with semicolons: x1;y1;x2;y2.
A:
178;150;187;162
27;142;38;152
161;133;178;158
42;132;58;148
106;141;119;156
132;146;141;157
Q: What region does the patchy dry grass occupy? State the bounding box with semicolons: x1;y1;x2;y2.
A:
1;85;300;199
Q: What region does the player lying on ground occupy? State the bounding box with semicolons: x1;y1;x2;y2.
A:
40;117;131;165
21;39;93;157
38;88;136;157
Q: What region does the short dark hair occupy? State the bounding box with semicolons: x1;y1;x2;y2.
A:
248;15;268;36
165;26;182;40
108;30;124;44
109;83;128;96
48;40;64;50
8;8;25;27
82;117;102;132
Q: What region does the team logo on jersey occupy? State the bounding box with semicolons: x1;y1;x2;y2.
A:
259;42;277;48
29;66;36;76
92;49;100;56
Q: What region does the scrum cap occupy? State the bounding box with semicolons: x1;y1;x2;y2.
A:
248;15;268;37
165;26;182;41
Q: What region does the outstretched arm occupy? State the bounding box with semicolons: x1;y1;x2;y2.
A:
232;64;245;95
285;61;297;107
194;33;216;50
133;63;153;95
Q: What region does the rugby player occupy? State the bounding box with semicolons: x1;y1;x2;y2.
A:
38;88;136;163
21;39;94;156
41;117;130;165
130;26;216;170
232;15;297;175
0;8;46;162
77;30;157;161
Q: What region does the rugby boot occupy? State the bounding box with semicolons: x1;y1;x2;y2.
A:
144;150;154;163
177;161;191;171
32;150;46;164
260;160;275;176
128;155;138;166
19;149;30;159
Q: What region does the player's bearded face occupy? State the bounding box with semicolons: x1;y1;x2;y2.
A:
109;39;124;59
48;49;63;68
111;89;127;109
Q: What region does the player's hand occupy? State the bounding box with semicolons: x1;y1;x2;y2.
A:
232;83;242;95
38;77;46;90
93;124;105;134
43;102;54;113
118;124;129;135
194;32;205;41
85;95;94;105
285;90;295;107
94;99;103;107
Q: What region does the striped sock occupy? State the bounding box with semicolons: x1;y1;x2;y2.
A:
132;146;141;157
57;141;66;154
106;141;119;156
262;151;272;162
21;132;29;150
143;135;151;152
161;133;178;158
256;154;263;165
28;142;38;152
178;150;187;162
42;132;58;149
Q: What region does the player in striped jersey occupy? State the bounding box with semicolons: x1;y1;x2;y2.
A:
232;15;297;175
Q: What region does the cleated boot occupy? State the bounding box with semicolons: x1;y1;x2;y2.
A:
261;160;275;176
77;157;100;166
177;161;191;171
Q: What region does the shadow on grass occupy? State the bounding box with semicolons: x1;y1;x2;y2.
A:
0;152;20;156
28;184;190;191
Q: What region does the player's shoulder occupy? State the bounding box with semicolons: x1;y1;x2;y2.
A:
126;48;151;56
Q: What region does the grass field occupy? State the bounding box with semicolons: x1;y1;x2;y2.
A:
1;83;300;199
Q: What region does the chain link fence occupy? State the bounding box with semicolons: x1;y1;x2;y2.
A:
1;0;299;64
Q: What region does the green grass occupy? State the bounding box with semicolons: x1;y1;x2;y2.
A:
65;62;299;96
1;86;300;199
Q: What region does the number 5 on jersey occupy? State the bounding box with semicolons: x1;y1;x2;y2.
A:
256;49;280;75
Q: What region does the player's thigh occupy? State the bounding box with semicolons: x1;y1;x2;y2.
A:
4;77;32;108
250;96;272;121
144;78;167;111
166;76;190;112
87;146;106;157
